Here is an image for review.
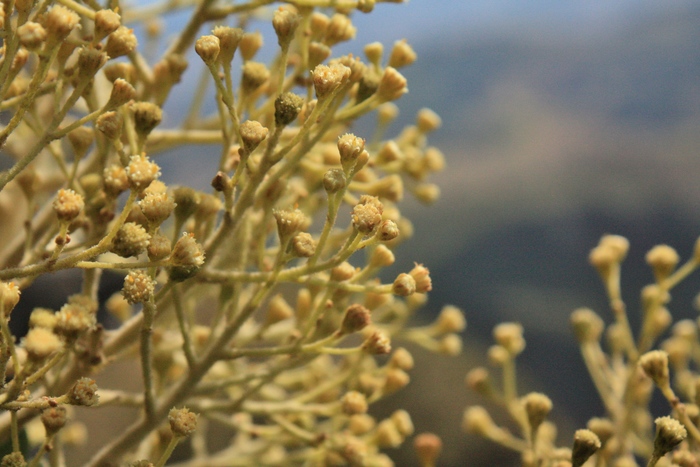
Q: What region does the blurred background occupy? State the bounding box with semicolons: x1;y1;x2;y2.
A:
345;1;700;465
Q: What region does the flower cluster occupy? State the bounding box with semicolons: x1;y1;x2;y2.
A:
465;235;700;467
0;1;452;465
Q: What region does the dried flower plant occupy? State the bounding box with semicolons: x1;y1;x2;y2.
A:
0;0;457;465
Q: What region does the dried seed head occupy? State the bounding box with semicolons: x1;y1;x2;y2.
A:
195;35;220;65
340;304;371;335
94;9;121;42
212;26;243;64
341;391;368;415
274;92;304;126
122;271;156;304
392;273;415;296
68;377;100;406
131;102;163;138
572;429;601;467
105;26;138;58
312;63;351;99
23;327;62;362
570;308;605;343
42;406;67;435
0;282;21;314
169;407;198;437
388;39;417;68
17;22;47;51
126;154;161;191
239;120;269;154
53;189;84;222
111;222;150;258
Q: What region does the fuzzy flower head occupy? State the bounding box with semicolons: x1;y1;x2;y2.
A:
68;377;100;406
169;407;198;437
0;282;21;315
126;154;161;192
169;233;205;281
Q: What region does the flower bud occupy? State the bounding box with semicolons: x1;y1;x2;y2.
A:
388;39;417;68
323;168;346;194
639;350;670;389
392;273;415;296
409;263;432;293
68;377;100;406
274;92;304;126
241;61;269;93
23;327;62;362
94;9;121;42
308;41;331;68
493;322;525;355
105;26;138;59
352;202;382;235
239;31;263;61
340;304;371;335
53;189;84;222
570;308;604;343
362;330;391;355
646;244;680;283
122;271;156;304
147;233;171;261
0;282;21;314
106;78;136;108
131;102;162;139
45;6;80;44
111;222;150;258
324;13;356;46
17;22;46;51
195;35;220;65
168;407;197;437
291;232;316;258
341;391;368;415
376;67;407;102
462;406;495;436
522;392;552;436
41;406;67;435
571;429;601;467
435;305;466;333
139;191;175;226
169;233;205;281
239;120;269;154
212;26;243;64
272;7;300;48
126;154;161;192
414;433;442;467
273;209;308;243
312;63;351;99
96;111;123;141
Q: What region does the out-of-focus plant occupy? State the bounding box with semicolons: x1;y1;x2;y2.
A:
0;0;460;465
464;234;700;467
